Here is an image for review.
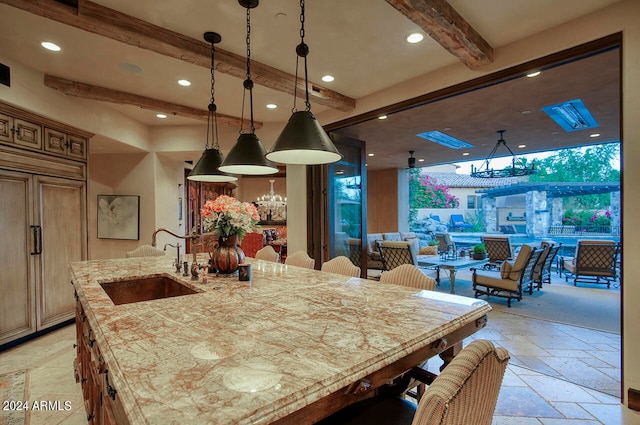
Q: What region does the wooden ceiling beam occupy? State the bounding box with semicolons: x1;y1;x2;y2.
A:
44;74;261;128
1;0;355;112
385;0;493;69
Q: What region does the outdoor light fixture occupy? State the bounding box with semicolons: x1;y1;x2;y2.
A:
470;130;536;178
219;0;278;175
266;0;342;165
188;32;237;183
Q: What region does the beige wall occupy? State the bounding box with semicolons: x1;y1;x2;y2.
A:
1;0;639;413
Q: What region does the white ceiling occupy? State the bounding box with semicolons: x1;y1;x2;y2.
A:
0;0;622;168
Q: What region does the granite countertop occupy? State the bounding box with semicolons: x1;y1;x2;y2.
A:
70;255;490;425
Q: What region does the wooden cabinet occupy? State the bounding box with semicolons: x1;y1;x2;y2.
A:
0;102;90;347
0;104;90;161
0;169;87;345
74;300;129;425
44;127;88;160
0;112;42;150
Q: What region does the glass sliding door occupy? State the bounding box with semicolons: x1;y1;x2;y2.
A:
327;136;366;276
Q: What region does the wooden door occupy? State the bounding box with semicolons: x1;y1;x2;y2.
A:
0;170;36;345
35;175;87;329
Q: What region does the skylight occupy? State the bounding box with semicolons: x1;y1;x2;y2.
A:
416;131;474;149
541;99;599;132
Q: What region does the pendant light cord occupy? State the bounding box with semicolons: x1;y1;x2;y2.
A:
208;40;220;150
243;6;256;134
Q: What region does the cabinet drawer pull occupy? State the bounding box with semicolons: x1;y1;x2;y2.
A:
30;225;42;255
105;370;117;400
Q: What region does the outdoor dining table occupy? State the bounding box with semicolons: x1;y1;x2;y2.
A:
417;255;488;294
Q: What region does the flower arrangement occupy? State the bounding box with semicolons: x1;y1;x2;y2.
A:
201;195;260;242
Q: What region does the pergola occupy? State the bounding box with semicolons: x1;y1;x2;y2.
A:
475;182;621;238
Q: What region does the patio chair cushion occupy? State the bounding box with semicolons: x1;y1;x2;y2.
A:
509;244;532;281
474;271;519;291
500;261;512;279
383;232;402;241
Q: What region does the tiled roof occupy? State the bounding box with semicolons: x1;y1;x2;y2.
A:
421;172;523;188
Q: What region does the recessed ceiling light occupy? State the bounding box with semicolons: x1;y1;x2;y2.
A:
462;152;470;156
266;103;277;109
527;71;541;78
178;79;191;87
41;41;61;51
368;153;374;157
406;33;424;44
156;113;168;119
418;158;424;162
378;115;387;120
551;131;559;135
521;110;532;114
590;133;601;138
518;144;526;148
443;127;451;131
321;75;334;82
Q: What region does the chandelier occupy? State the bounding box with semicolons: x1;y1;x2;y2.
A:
470;130;536;178
256;180;287;221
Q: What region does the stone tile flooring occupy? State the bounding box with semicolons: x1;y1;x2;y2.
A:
1;280;639;424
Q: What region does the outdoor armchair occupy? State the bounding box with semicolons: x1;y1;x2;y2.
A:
561;240;619;288
533;242;562;288
434;232;456;255
472;244;541;307
378;240;417;271
482;236;513;270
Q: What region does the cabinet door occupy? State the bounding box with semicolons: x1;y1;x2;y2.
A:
44;127;67;156
13;118;42;150
0;112;11;144
67;135;87;160
0;170;36;345
35;175;87;328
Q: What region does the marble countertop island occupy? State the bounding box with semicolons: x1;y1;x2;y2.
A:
70;255;490;425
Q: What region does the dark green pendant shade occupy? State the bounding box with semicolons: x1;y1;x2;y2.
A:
188;147;237;182
219;133;278;175
267;111;342;165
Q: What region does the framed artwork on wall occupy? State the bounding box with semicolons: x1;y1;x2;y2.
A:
97;194;140;240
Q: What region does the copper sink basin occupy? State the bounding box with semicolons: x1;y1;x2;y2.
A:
99;276;199;305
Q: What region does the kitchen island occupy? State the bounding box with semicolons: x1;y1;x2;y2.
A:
70;255;490;424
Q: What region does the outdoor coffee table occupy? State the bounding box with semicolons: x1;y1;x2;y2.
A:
418;256;488;294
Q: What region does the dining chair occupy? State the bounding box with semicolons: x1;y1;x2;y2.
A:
125;245;166;258
321;256;361;277
380;264;436;291
284;250;316;269
316;339;509;425
239;232;264;258
254;245;279;262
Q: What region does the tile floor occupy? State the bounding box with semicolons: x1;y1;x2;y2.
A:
1;277;638;424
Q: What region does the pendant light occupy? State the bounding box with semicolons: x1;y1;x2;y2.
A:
266;0;342;165
219;0;278;175
188;32;237;182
